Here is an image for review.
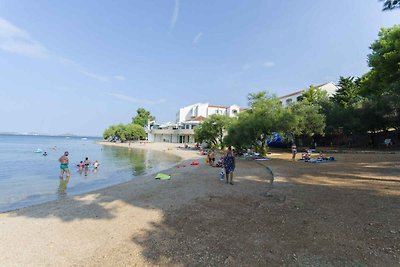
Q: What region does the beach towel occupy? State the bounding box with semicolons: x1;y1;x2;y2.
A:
305;157;335;163
254;158;271;161
155;173;171;180
190;161;200;165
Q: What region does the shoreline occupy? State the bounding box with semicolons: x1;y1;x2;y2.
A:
0;141;200;214
0;141;274;266
97;140;202;161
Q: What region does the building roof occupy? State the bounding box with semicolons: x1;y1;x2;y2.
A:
208;105;228;109
278;82;337;100
278;90;305;99
184;116;206;122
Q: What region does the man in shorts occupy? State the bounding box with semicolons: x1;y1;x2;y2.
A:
59;151;70;179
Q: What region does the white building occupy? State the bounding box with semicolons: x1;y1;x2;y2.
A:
176;103;241;123
148;103;243;143
279;82;338;106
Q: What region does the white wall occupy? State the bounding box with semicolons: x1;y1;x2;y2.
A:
208;107;227;116
177;103;209;123
227;104;240;117
279;82;339;106
280;92;303;106
319;82;338;97
177;103;243;122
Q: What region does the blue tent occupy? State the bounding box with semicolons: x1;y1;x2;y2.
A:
267;132;283;148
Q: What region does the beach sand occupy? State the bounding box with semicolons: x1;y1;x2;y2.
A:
0;143;399;266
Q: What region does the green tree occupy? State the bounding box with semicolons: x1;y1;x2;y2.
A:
103;124;119;140
289;102;326;140
361;25;400;134
103;123;146;142
132;108;155;127
225;92;294;155
301;85;329;106
223;116;252;152
125;123;146;140
364;25;400;96
113;124;127;142
381;0;400;10
194;114;232;148
332;77;362;108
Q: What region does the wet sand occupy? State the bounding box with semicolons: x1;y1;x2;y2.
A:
0;143;399;266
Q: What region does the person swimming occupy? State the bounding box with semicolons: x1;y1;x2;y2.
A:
43;152;47;156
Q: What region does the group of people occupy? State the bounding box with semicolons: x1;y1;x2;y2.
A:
58;151;100;179
291;144;329;161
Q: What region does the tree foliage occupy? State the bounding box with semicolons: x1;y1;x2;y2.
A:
301;85;329;106
225;92;294;154
381;0;400;10
194;114;232;148
364;25;400;97
332;77;362;108
361;25;400;133
132;108;155;127
103;123;145;142
289;102;326;138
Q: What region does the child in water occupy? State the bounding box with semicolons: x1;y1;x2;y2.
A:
77;161;84;170
93;160;100;169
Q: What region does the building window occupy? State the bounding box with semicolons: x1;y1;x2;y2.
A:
286;99;292;105
297;95;304;102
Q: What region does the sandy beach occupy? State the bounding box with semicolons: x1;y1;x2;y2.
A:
0;142;399;266
97;141;201;161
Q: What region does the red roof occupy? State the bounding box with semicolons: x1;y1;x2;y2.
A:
188;116;206;121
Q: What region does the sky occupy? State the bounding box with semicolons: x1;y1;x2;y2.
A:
0;0;399;136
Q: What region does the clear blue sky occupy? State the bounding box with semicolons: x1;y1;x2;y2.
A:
0;0;399;136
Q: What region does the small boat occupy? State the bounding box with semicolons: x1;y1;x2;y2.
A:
34;148;43;153
81;137;88;140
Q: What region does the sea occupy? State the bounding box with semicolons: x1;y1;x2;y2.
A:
0;134;181;212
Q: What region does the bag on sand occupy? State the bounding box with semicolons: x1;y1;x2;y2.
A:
219;169;225;180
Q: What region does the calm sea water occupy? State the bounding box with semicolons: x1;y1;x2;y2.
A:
0;135;181;212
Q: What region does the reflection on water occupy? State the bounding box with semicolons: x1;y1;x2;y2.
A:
103;146;147;176
58;177;70;196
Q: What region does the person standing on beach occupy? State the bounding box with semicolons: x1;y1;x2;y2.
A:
224;146;235;185
58;151;70;179
291;143;297;160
